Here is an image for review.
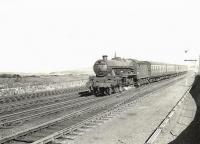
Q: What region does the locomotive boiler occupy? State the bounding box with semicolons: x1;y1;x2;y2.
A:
86;55;187;96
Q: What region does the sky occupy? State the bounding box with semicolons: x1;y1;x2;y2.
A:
0;0;200;73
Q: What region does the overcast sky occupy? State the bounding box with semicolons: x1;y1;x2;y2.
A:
0;0;200;73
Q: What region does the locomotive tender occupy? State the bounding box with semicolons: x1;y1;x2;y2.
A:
86;55;187;95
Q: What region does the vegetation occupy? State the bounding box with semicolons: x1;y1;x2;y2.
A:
0;74;21;78
0;73;89;96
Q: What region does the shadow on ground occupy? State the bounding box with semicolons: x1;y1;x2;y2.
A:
78;90;92;97
169;75;200;144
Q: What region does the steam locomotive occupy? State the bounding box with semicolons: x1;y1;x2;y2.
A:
86;55;187;96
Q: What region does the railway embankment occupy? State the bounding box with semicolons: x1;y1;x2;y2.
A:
0;78;88;97
168;74;200;144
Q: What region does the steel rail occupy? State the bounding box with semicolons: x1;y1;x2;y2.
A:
0;96;99;127
0;91;80;114
0;94;117;144
0;88;88;114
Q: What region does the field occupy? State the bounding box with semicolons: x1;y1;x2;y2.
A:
0;70;93;97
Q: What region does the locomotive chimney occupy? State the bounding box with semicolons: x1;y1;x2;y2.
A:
102;55;108;60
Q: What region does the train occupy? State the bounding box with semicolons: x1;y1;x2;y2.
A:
86;55;188;96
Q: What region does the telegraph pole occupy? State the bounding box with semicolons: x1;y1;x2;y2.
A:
199;55;200;74
184;59;197;71
184;49;199;75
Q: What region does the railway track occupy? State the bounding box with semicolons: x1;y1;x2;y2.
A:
0;74;187;144
0;86;87;114
0;96;100;127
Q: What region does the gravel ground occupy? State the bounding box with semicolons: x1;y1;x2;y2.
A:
155;91;196;144
68;75;194;144
168;74;200;144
